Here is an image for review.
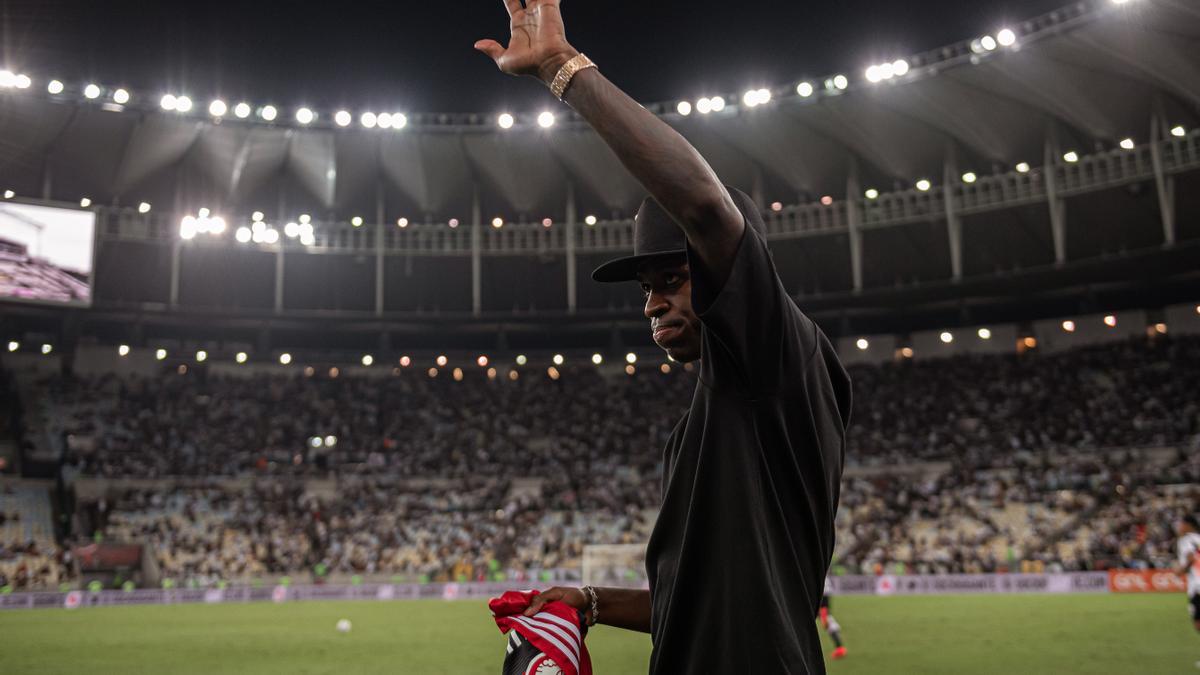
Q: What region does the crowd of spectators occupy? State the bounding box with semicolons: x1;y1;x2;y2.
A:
846;335;1199;465
834;448;1200;575
82;446;1197;587
93;476;654;588
6;334;1198;588
1;484;73;590
41;335;1200;482
0;539;71;590
48;363;690;482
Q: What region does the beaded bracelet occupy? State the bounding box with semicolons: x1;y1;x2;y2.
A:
582;585;599;626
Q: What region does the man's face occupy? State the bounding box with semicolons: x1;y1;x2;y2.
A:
637;258;702;363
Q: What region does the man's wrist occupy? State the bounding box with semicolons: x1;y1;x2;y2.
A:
538;48;581;87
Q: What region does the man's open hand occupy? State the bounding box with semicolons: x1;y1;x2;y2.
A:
475;0;578;85
524;586;589;620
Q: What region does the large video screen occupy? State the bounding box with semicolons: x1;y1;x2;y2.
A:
0;202;95;306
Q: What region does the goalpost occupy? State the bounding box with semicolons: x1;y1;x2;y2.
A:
581;544;649;587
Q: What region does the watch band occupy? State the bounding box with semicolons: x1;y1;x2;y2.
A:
550;54;597;101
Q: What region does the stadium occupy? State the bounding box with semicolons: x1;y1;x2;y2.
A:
1;0;1199;672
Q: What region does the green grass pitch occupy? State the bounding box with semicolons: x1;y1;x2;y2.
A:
1;594;1197;673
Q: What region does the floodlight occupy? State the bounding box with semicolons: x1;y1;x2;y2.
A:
260;105;277;121
335;110;352;127
296;107;315;125
677;101;691;116
537;111;555;128
112;88;130;104
498;113;515;129
234;102;251;118
209;100;227;117
84;84;102;100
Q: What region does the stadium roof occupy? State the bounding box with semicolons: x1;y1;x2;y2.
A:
0;0;1197;221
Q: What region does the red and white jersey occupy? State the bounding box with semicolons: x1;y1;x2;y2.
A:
1179;532;1200;595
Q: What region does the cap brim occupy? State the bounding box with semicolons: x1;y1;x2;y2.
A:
590;250;686;283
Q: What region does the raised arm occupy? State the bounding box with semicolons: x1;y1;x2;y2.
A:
475;0;745;290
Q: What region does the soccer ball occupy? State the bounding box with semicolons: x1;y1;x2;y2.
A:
336;619;352;634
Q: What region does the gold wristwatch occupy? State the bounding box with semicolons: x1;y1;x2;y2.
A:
550;54;598;101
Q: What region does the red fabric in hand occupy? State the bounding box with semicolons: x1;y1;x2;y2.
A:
490;590;592;675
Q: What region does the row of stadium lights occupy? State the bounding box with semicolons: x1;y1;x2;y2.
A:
165;110;1188;240
6;113;1190;231
176;211;608;242
13;124;1189;231
4;0;1170;215
853;313;1182;355
14;309;1193;362
0;0;1143;132
12;114;1188;222
81;346;684;378
836;127;1188;201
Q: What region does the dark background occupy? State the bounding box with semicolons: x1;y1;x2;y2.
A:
2;0;1068;113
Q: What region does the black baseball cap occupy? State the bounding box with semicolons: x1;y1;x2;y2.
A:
591;187;760;283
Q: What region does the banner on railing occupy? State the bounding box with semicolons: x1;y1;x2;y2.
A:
0;572;1121;610
0;581;531;611
1107;569;1186;593
828;572;1110;596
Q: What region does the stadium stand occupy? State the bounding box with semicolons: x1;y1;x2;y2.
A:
0;481;71;589
1;333;1191;589
30;335;1200;478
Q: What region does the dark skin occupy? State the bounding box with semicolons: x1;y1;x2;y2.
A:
639;259;703;364
476;0;742;632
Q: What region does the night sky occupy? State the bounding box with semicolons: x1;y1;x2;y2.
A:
2;0;1068;113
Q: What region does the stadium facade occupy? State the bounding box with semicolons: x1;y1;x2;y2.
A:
0;0;1196;357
